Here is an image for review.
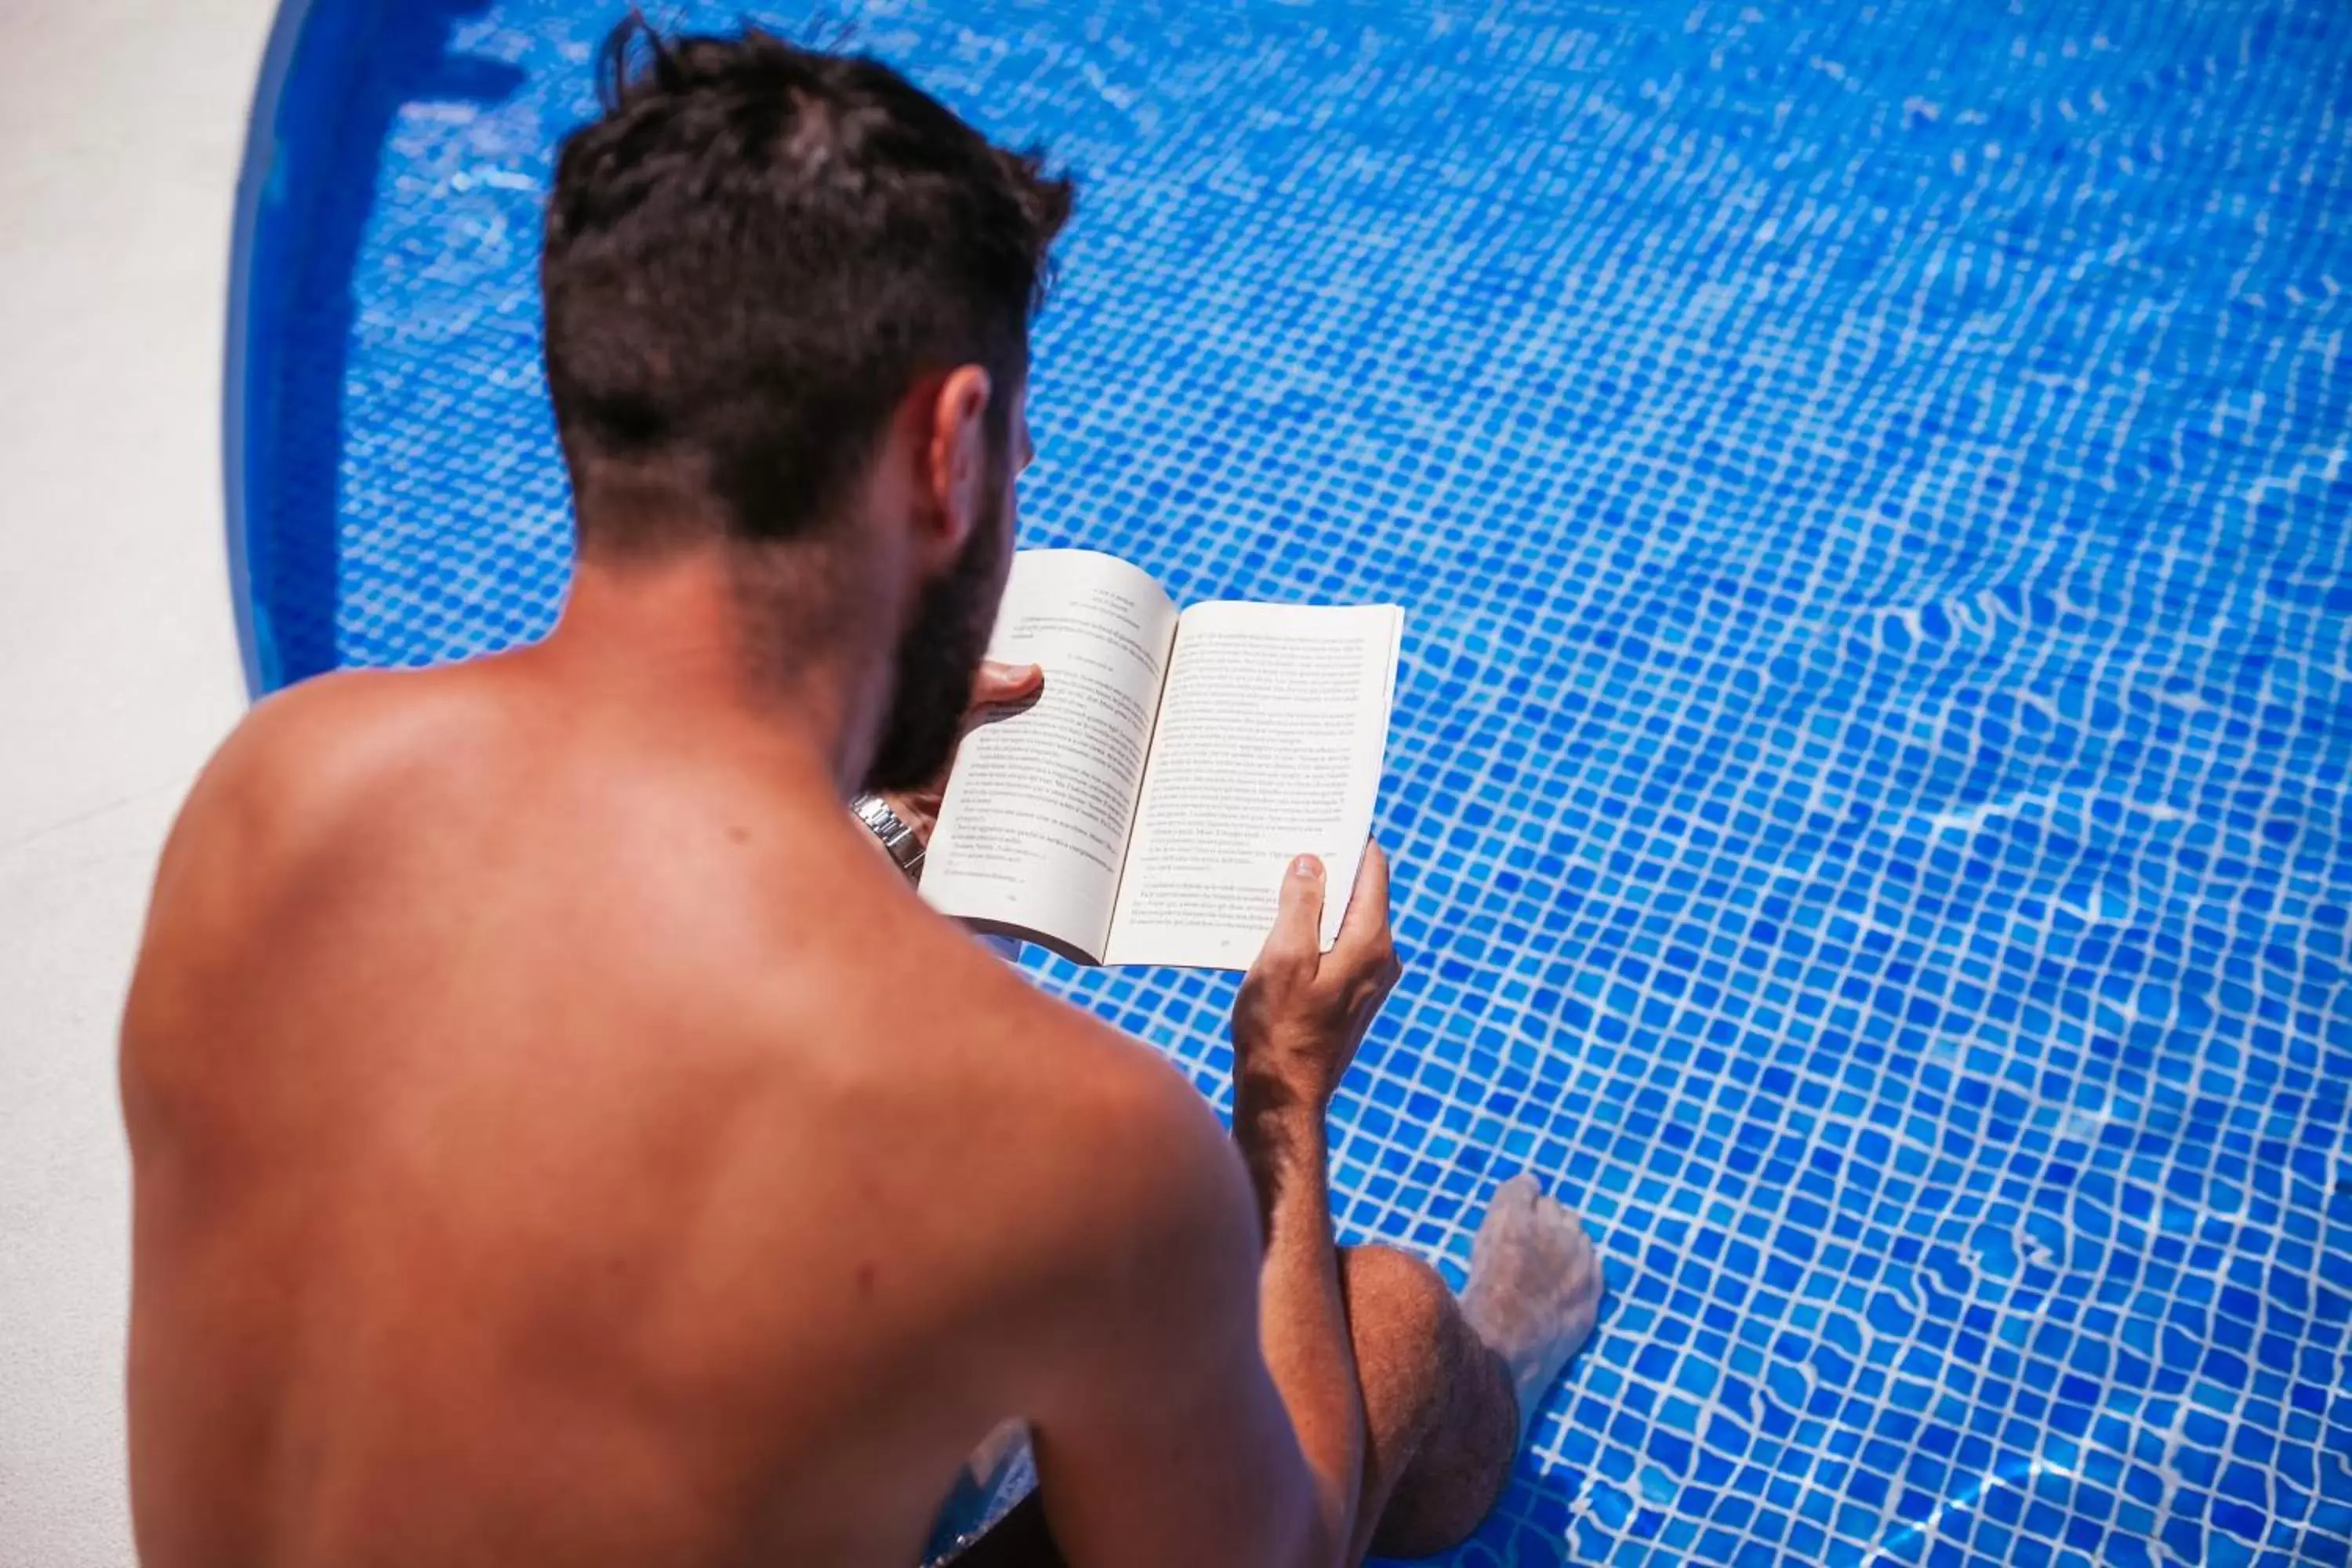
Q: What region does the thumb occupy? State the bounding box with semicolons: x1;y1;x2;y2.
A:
1255;854;1326;972
970;660;1044;709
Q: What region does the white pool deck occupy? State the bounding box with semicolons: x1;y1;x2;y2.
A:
3;2;278;1559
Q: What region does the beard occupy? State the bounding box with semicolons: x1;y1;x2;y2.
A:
858;486;1009;795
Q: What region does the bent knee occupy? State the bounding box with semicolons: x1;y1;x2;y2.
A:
1342;1245;1453;1331
1341;1245;1461;1386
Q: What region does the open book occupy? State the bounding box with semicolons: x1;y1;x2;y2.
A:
920;550;1403;969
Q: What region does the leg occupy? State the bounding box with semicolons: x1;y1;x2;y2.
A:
949;1177;1600;1568
1340;1246;1519;1560
949;1302;1510;1568
1344;1176;1603;1563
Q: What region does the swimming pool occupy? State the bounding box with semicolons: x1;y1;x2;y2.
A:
230;0;2352;1561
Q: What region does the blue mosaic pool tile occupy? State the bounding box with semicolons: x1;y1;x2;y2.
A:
243;0;2352;1562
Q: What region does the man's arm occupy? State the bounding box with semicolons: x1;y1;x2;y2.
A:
1230;845;1402;1558
1014;1047;1334;1568
1008;847;1401;1568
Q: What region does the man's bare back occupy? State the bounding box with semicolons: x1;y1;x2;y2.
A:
123;649;1276;1566
129;639;1327;1568
122;23;1602;1567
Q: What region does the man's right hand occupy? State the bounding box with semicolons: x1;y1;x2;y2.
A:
1232;844;1403;1112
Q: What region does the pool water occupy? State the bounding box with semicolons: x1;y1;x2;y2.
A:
235;0;2352;1562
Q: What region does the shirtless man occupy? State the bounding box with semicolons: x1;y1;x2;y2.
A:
121;22;1601;1566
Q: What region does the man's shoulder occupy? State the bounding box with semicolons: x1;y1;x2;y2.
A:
878;956;1255;1290
789;906;1240;1207
141;666;503;944
863;967;1266;1410
203;665;486;812
123;666;495;1078
856;933;1191;1135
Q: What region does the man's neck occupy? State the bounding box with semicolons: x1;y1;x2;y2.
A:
531;546;886;799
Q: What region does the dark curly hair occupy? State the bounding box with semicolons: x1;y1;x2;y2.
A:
542;15;1073;550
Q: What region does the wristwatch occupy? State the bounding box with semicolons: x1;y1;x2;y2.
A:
851;793;926;882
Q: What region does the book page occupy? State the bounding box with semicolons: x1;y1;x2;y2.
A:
920;550;1179;964
1102;603;1403;970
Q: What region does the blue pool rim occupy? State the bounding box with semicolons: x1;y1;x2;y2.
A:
224;0;337;700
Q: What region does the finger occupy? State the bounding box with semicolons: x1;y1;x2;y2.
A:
883;785;941;829
969;660;1044;710
1334;839;1392;958
1251;854;1325;974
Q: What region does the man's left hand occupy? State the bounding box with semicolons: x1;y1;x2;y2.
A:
879;660;1044;845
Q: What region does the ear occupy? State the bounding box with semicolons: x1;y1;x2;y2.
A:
916;365;993;571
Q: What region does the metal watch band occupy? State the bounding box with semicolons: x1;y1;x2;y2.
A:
851;793;926;882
